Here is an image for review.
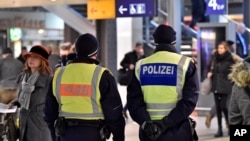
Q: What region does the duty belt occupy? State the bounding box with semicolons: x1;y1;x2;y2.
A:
66;119;104;127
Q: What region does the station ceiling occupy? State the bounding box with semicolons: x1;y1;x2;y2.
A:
0;0;87;8
0;0;243;8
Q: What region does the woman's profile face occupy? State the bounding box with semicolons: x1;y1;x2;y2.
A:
27;55;42;70
217;44;227;55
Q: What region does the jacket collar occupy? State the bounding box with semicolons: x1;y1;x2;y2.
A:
73;57;100;65
154;44;177;53
35;73;50;88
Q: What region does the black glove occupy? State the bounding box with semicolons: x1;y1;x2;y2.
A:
154;118;168;133
100;125;111;139
141;121;161;140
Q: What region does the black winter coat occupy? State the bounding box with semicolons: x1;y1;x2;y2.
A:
127;44;199;141
44;57;125;141
211;51;235;94
120;50;145;69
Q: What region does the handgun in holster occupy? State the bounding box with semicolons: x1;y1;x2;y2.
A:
99;125;111;140
54;117;67;137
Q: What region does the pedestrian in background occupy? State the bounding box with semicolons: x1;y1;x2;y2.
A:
0;48;23;104
8;45;53;141
127;24;199;141
55;42;72;68
17;46;27;64
235;23;248;58
44;33;125;141
189;0;209;29
228;56;250;125
205;40;242;129
120;42;145;119
47;46;61;73
207;41;241;137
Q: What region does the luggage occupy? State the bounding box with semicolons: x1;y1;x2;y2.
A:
0;113;19;141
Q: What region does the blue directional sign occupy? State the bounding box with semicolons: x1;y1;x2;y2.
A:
206;0;227;15
116;0;157;17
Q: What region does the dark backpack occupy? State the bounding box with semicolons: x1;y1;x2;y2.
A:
117;68;133;86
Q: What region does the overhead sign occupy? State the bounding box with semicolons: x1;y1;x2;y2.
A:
116;0;157;17
87;0;115;20
206;0;227;15
9;28;22;41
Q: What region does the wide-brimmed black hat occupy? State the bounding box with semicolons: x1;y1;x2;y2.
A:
23;45;49;65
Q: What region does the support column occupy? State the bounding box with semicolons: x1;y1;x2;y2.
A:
64;24;80;43
166;0;182;53
243;0;250;46
96;19;117;77
131;18;143;46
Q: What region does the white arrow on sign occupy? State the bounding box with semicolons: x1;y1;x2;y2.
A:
119;5;128;14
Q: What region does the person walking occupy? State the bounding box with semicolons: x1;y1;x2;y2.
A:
189;0;209;29
207;41;240;137
0;48;23;104
119;42;145;119
44;33;125;141
205;40;242;128
8;45;53;141
127;24;199;141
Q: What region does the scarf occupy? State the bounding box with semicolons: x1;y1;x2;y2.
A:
215;51;231;62
18;71;40;110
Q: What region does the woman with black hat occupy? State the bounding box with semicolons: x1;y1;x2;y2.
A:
8;45;53;141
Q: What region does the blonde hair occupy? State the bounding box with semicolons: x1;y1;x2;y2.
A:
60;42;72;51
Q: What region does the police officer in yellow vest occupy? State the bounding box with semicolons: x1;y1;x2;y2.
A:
127;25;199;141
44;33;125;141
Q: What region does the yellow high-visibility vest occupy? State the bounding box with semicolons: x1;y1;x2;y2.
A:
53;63;106;120
135;51;192;120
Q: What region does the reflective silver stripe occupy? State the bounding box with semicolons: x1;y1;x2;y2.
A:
176;55;188;101
55;67;66;112
58;65;104;118
147;103;176;109
60;112;104;118
136;59;143;81
148;110;171;116
91;66;102;114
147;56;189;118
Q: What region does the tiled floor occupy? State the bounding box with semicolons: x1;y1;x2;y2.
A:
117;85;229;141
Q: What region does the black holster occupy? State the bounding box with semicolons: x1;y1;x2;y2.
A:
188;117;199;141
54;117;67;137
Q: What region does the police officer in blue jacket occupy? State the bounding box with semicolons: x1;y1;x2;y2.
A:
127;25;199;141
44;33;125;141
